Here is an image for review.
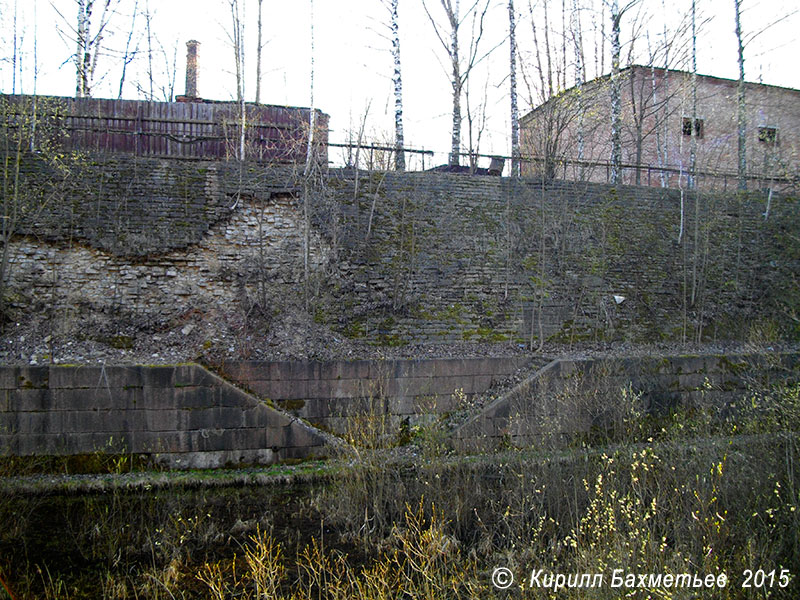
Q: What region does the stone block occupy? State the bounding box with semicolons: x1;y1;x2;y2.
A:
177;408;217;431
48;366;102;389
266;378;308;401
143;386;178;410
273;361;315;382
141;366;176;388
219;385;259;408
324;360;371;380
245;380;273;398
8;389;52;412
17;433;66;455
392;359;436;379
173;364;216;387
143;409;178;432
175;386;217;409
241;406;272;428
0;433;19;454
281;423;326;449
0;368;19;390
60;410;104;433
13;367;50;390
0;412;18;435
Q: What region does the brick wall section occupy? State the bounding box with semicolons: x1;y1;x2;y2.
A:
452;353;800;450
6;157;799;346
0;364;330;468
220;356;529;434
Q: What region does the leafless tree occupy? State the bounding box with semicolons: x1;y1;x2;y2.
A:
389;0;405;171
509;0;520;176
519;0;587;180
60;0;122;98
228;0;246;160
255;0;263;104
422;0;499;166
116;0;139;98
609;0;641;184
734;0;746;190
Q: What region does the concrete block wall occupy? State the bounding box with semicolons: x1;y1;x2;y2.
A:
0;364;330;468
452;353;800;450
220;357;529;434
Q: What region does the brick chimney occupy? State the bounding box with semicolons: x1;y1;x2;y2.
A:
185;40;200;99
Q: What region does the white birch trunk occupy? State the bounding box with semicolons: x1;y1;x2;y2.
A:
734;0;747;190
509;0;519;176
689;0;697;189
255;0;263;104
76;0;88;97
571;0;584;170
610;0;622;184
391;0;406;171
305;0;316;176
449;2;461;166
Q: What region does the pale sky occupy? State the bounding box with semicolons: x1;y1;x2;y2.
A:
1;0;797;168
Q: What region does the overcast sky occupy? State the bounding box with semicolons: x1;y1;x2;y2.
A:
1;0;797;168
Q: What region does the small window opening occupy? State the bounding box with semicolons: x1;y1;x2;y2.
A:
682;117;704;138
758;126;778;145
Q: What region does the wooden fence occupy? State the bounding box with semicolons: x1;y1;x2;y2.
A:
2;94;329;163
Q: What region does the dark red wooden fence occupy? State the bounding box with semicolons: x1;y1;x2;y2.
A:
2;94;329;163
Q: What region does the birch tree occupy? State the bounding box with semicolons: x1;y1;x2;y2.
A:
229;0;246;160
571;0;585;168
56;0;122;98
303;0;316;310
609;0;640;184
509;0;520;176
422;0;496;166
689;0;697;189
734;0;746;190
389;0;405;171
255;0;263;104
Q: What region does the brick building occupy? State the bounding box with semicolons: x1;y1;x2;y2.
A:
520;65;800;190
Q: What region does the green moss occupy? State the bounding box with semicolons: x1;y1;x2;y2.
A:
462;327;509;343
341;320;366;339
106;335;134;350
278;399;306;411
375;333;407;347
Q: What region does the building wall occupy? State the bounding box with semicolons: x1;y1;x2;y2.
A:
520;66;800;190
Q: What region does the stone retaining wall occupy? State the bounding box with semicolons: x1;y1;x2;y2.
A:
220;356;530;434
452;353;800;450
5;155;799;347
0;364;330;469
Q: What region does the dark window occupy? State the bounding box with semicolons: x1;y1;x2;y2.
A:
682;117;704;138
758;126;778;144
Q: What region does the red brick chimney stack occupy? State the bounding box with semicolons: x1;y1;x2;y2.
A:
185;40;200;99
